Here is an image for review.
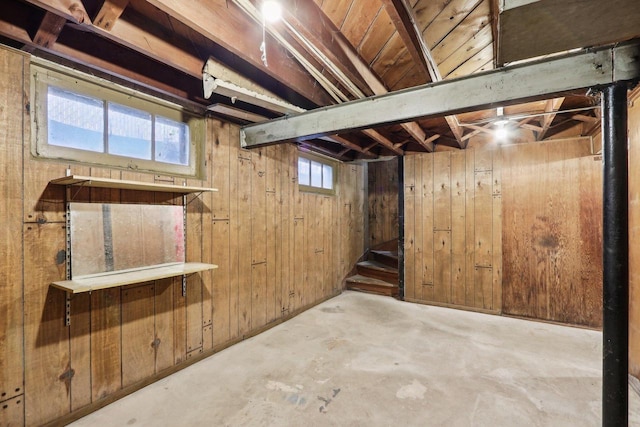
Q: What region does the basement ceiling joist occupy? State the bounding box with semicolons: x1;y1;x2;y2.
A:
240;42;640;148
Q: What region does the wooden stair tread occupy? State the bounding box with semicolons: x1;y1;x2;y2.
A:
346;274;397;288
370;250;398;259
357;260;398;273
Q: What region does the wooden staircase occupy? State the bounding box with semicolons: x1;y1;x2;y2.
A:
346;248;399;297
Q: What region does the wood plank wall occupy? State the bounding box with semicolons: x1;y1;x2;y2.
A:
368;158;399;248
402;137;603;327
629;91;640;379
0;46;366;426
403;148;502;312
501;137;602;327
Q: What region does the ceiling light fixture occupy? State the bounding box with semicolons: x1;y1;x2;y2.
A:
262;0;282;22
494;106;509;142
260;1;282;66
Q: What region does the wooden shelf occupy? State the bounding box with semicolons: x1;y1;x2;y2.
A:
51;262;217;294
51;175;217;193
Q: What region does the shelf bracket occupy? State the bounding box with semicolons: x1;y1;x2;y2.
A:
182;275;187;297
65;292;71;326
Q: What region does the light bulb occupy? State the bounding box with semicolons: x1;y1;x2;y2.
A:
262;1;282;23
494;125;508;142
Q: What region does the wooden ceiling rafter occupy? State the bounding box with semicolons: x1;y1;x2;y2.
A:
266;0;433;153
94;0;130;31
536;97;564;140
140;0;333;106
24;11;67;53
381;0;465;148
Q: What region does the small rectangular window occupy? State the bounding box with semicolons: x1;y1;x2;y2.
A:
108;102;152;160
48;86;104;152
298;153;335;194
32;60;204;178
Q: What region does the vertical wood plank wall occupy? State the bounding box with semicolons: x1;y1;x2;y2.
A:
0;46;365;426
629;91;640;379
403;148;502;313
402;137;603;327
368;158;399;248
501;137;602;327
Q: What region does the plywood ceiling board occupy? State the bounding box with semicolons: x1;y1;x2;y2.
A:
423;0;484;49
341;0;382;48
431;0;490;65
413;0;452;34
437;22;491;75
371;32;407;79
448;55;492;79
358;6;395;64
320;0;352;28
388;62;423;91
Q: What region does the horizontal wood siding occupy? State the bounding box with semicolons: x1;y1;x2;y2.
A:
0;46;365;426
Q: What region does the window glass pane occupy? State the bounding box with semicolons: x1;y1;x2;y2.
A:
47;86;104;152
322;164;333;189
108;103;152;160
155;116;189;165
311;160;322;188
298;158;310;185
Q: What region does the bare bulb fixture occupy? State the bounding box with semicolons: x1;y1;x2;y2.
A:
262;0;282;22
260;1;282;67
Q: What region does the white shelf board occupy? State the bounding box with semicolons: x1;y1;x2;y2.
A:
51;175;217;193
51;262;217;294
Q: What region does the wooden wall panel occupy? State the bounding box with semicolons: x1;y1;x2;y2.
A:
0;43;367;426
121;284;155;387
404;146;500;313
421;155;434;300
501;138;602;327
0;395;24;427
154;278;175;372
629;92;640;379
433;230;452;303
0;47;25;412
91;288;122;401
368;158;399;247
450;151;466;305
23;223;68;426
433;152;451;231
69;292;91;411
403;155;416;300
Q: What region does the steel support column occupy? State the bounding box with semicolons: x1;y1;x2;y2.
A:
602;82;629;426
398;156;405;300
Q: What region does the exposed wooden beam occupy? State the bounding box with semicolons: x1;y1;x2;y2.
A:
23;0;90;24
380;0;436;82
380;0;465;147
25;11;67;52
275;0;433;152
537;97;564;140
241;42;640;147
21;0;332;107
362;130;404;155
94;0;130;31
489;0;500;67
136;0;333;106
499;0;640;64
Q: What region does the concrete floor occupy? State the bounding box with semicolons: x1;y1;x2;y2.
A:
70;291;640;426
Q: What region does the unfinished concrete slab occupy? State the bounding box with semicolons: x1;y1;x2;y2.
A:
70;291;640;426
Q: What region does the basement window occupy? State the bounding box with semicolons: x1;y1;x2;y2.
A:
31;61;204;178
298;153;335;194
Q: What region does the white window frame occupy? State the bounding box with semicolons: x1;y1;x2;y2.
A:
297;152;336;195
30;59;205;178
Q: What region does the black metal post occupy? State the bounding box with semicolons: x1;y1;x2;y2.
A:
602;82;629;427
398;156;405;300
